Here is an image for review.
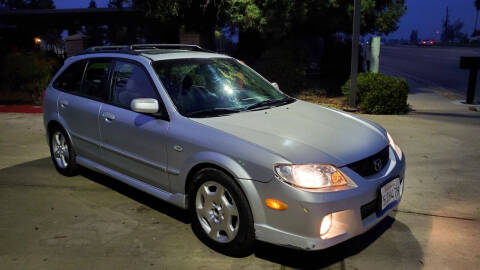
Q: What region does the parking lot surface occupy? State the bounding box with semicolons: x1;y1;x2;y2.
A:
1;77;480;269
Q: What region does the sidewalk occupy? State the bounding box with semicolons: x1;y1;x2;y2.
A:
357;79;480;270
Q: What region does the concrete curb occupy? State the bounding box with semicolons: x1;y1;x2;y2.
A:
0;105;43;113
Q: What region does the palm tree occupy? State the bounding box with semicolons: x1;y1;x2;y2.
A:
474;0;480;35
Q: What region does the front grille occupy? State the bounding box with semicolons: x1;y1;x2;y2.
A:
347;146;389;177
361;199;378;219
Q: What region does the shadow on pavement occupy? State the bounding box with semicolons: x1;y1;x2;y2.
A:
253;216;394;269
79;166;191;224
0;158;424;269
409;111;480;120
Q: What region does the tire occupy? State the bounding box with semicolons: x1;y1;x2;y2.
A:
189;168;255;256
49;127;78;176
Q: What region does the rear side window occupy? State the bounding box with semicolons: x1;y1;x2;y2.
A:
111;61;158;108
53;60;86;92
81;59;111;100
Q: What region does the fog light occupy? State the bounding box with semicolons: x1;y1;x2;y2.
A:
265;198;288;211
320;214;332;236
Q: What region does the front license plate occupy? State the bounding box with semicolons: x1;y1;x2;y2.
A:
380;178;401;211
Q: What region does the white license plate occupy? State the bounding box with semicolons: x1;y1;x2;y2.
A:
380;178;401;211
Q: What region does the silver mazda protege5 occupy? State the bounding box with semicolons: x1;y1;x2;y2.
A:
43;44;405;255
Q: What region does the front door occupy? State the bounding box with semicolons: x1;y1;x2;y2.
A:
99;60;170;190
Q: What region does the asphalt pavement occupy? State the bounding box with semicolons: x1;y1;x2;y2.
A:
380;45;480;98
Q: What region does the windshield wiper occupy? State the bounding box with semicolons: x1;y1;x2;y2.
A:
245;97;295;111
184;108;242;118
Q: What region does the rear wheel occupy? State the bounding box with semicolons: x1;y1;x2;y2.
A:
189;168;254;256
49;127;78;176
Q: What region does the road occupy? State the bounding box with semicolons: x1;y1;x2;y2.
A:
380;45;480;97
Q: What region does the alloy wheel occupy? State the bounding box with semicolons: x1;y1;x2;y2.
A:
195;181;240;243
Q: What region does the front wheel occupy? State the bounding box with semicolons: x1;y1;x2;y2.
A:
189;168;254;256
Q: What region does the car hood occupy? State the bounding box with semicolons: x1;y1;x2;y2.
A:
192;100;388;166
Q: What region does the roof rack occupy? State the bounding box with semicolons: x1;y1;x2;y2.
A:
129;44;213;53
83;45;131;53
77;44;213;56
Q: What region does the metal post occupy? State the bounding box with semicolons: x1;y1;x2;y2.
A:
370;36;381;73
348;0;361;109
466;69;478;104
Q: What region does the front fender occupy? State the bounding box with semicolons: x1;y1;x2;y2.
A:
168;151;258;195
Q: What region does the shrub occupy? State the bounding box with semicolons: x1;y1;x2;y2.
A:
0;50;60;104
253;40;308;94
342;72;409;114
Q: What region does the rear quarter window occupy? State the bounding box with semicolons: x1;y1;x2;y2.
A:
53;60;86;92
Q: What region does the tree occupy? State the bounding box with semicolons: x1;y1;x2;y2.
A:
25;0;55;9
0;0;27;9
224;0;407;38
88;0;97;8
410;30;418;44
0;0;55;9
108;0;131;8
441;7;467;42
132;0;407;50
85;0;105;46
442;19;467;42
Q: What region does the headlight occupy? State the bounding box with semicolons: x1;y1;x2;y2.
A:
274;164;357;191
387;132;403;160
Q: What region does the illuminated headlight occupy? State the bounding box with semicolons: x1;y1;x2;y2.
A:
387;132;403;160
274;164;357;191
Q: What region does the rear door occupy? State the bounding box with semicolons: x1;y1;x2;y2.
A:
56;58;112;162
98;59;170;190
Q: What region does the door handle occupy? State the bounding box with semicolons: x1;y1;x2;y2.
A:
101;112;116;122
59;100;69;108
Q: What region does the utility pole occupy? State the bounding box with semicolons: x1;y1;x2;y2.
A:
443;6;450;42
347;0;361;110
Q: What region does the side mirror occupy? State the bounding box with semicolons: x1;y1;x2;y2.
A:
130;98;159;114
272;82;279;90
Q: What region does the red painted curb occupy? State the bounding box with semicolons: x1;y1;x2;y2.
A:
0;105;43;113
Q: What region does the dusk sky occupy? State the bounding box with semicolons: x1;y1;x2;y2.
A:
54;0;477;40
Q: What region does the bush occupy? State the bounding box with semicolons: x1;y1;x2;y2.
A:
0;50;59;104
342;72;409;114
253;40;308;94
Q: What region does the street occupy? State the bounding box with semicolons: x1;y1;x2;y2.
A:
1;46;480;269
381;45;480;97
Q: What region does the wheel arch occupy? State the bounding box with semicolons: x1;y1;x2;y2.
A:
185;162;238;197
46;120;74;148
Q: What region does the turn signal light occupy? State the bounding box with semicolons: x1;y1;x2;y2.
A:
265;198;288;211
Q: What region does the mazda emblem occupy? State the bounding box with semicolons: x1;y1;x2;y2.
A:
373;159;383;172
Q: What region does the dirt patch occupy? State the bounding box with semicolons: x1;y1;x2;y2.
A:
295;90;348;110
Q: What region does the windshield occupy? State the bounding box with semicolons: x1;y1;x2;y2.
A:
153;58;293;117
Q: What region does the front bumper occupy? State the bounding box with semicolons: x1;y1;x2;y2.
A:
238;147;406;250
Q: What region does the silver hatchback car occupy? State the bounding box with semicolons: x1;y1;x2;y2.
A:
43;44;405;255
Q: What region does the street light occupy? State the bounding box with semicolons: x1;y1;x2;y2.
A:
34;37;42;45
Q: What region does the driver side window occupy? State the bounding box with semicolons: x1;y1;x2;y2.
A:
111;61;158;108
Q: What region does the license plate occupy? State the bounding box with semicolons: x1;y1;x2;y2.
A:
380;178;401;211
